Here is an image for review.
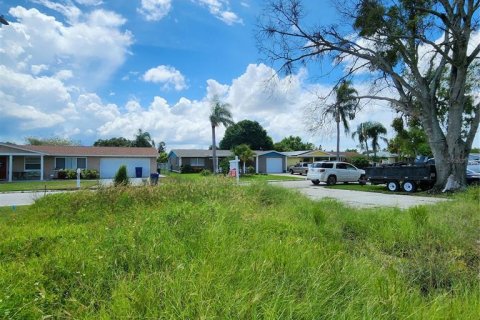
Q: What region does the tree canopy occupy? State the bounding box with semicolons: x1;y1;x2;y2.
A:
258;0;480;190
274;135;315;151
26;137;80;146
219;120;274;150
93;129;156;148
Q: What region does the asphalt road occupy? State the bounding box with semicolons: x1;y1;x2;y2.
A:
271;180;448;209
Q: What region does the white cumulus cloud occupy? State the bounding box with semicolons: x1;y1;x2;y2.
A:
194;0;243;25
137;0;172;21
143;65;188;91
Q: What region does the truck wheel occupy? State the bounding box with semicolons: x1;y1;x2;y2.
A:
387;181;400;192
289;169;294;174
402;181;417;193
326;175;337;186
312;180;320;185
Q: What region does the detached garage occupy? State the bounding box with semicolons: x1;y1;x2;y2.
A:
255;151;286;174
99;158;152;179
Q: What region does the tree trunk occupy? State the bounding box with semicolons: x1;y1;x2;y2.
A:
211;125;217;174
420;100;468;192
336;116;340;161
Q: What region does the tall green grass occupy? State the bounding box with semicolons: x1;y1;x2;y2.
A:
0;179;478;319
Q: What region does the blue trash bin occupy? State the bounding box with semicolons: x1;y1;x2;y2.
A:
135;167;142;178
150;172;159;185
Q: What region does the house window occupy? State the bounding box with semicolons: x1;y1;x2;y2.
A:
25;157;41;171
55;157;87;169
190;158;205;166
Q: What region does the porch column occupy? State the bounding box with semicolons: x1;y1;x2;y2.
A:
255;156;259;173
8;155;12;182
40;155;44;181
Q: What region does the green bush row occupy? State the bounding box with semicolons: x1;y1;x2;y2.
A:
56;169;99;180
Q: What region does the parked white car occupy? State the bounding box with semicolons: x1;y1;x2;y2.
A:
307;161;366;185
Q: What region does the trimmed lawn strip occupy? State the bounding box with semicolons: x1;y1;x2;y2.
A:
166;172;305;182
0;181;478;318
0;180;99;192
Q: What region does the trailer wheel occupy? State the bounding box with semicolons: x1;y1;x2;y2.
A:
387;181;400;192
402;181;417;193
312;180;320;185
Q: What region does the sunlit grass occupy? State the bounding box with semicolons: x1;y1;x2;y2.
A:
0;180;478;318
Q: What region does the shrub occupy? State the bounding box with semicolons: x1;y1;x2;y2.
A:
83;169;99;179
219;157;232;174
181;164;194;173
66;169;77;179
114;165;129;186
57;170;67;179
199;169;212;176
350;156;370;169
247;166;255;174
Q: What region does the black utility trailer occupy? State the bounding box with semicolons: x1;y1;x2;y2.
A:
365;164;436;192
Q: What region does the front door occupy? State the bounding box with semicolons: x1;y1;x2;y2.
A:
0;157;7;180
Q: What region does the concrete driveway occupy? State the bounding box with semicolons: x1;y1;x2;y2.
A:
0;191;64;207
271;180;448;209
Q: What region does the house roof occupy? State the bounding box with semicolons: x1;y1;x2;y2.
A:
169;149;288;158
365;151;398;158
169;149;233;158
281;150;312;157
11;144;158;157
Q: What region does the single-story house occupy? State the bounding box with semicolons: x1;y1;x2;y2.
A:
167;149;287;174
0;143;159;182
283;150;313;168
365;151;399;164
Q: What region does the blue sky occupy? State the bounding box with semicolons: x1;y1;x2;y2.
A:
0;0;478;151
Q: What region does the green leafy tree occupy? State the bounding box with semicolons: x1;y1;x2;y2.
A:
274;135;315;151
209;96;234;173
132;129;155;148
388;117;431;158
26;137;80;146
258;0;480;190
366;122;388;159
93;137;132;147
325;80;359;161
233;144;255;174
220;120;274;150
157;141;168;163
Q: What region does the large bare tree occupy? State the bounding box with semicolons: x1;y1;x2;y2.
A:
258;0;480;190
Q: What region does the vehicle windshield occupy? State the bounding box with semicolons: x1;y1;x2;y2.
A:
467;165;480;173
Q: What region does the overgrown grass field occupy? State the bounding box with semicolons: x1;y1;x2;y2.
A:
0;178;478;318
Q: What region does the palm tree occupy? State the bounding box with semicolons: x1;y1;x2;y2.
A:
352;122;370;157
365;121;388;158
210;96;234;173
133;129;154;147
233;144;254;174
326;80;359;161
352;121;388;159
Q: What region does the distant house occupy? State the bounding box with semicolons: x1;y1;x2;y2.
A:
365;151;399;164
0;143;158;182
283;150;362;167
167;149;287;174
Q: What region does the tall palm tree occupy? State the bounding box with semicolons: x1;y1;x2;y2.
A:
352;121;388;158
326;80;359;161
365;121;388;158
210;96;234;173
352;122;370;157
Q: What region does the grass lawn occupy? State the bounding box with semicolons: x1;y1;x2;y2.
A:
0;180;99;192
166;172;305;182
0;180;478;318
